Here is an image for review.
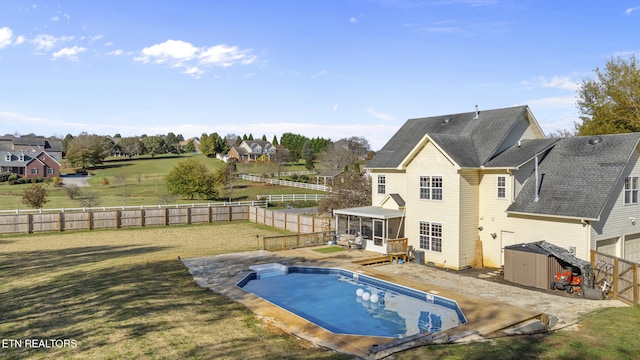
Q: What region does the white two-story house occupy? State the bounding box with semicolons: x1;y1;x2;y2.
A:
335;105;640;269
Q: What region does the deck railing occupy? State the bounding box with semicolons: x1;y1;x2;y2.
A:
261;231;335;251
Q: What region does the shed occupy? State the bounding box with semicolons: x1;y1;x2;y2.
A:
503;241;565;290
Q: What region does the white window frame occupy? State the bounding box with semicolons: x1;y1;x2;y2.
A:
419;221;443;253
419;176;443;200
31;168;38;174
625;176;638;204
377;175;386;194
497;176;506;199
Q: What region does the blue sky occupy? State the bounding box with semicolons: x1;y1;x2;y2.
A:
1;1;639;150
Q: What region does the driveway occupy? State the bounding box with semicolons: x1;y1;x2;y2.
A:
61;174;90;187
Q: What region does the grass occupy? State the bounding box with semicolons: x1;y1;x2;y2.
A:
1;222;640;359
312;246;347;254
0;222;349;359
0;155;326;210
398;305;640;359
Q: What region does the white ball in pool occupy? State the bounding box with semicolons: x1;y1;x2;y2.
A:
370;294;379;303
356;288;364;297
362;292;371;301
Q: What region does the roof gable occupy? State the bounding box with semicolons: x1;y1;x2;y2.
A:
367;105;535;169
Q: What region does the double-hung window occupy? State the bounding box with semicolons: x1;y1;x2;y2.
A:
497;176;506;199
625;176;638;204
419;221;443;252
419;176;443;200
377;175;386;194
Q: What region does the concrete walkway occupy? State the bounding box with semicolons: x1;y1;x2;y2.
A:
182;247;627;358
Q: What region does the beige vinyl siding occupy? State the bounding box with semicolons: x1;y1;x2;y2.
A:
459;170;480;267
596;237;619;256
508;215;588;260
478;170;515;267
404;141;462;268
370;170;405;206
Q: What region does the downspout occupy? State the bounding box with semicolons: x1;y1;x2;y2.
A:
534;154;540;202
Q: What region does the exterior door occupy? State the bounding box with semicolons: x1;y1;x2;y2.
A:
596;237;618;256
624;234;640;263
500;231;516;266
373;219;384;247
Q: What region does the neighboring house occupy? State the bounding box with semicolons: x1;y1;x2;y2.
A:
179;138;201;153
1;150;61;179
335;105;640;269
0;135;63;159
227;140;276;163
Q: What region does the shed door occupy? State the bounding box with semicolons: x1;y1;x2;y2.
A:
624;234;640;263
596;237;617;256
500;231;516;266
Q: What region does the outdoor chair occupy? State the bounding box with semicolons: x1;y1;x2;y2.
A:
337;233;355;247
349;234;364;251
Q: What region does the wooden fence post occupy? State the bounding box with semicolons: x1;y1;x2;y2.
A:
87;211;92;231
186;207;191;225
634;263;639;306
208;206;212;223
58;212;64;232
164;208;169;226
115;210;121;229
26;214;32;234
613;258;619;300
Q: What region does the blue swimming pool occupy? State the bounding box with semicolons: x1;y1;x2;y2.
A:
237;264;467;338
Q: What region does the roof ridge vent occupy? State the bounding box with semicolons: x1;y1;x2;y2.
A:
442;118;451;125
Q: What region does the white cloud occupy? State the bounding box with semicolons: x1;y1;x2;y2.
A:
183;66;204;78
199;44;256;67
52;46;87;61
107;49;124;56
526;95;576;108
366;108;396;121
14;35;25;45
137;39;199;64
350;17;359;23
333;104;339;111
135;39;256;75
32;34;74;52
522;76;579;92
311;69;328;78
625;7;640;14
0;27;13;48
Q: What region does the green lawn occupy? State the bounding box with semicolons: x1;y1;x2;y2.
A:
0;155;326;210
1;223;639;359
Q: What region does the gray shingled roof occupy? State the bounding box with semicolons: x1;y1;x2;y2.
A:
485;138;559;168
366;105;529;169
507;133;640;220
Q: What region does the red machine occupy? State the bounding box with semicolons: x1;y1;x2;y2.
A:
551;267;583;294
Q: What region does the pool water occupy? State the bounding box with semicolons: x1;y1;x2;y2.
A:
237;266;466;338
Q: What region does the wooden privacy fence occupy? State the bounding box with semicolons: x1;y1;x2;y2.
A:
591;250;639;306
0;205;251;235
261;231;336;251
249;206;333;234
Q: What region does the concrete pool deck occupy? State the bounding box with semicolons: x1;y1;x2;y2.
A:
183;247;627;358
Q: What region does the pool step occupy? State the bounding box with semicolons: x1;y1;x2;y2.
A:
257;269;286;279
249;263;289;279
